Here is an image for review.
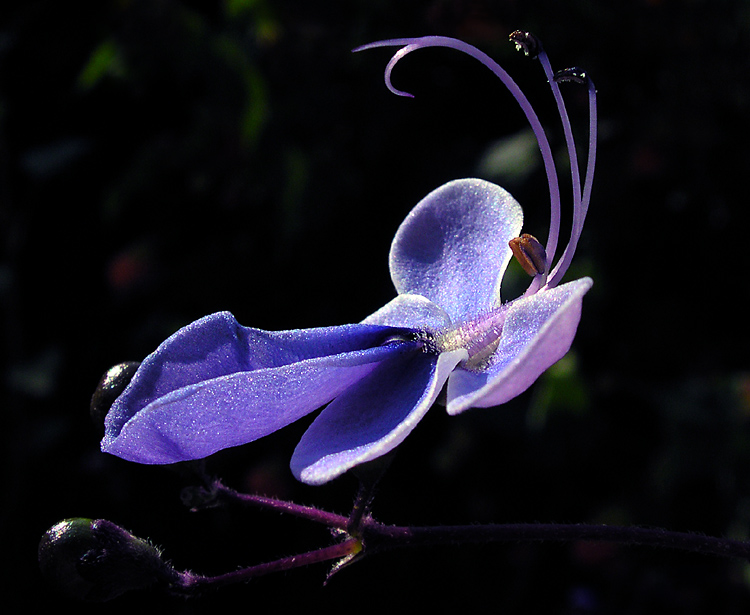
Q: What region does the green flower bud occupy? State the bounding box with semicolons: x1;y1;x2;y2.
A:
39;518;176;601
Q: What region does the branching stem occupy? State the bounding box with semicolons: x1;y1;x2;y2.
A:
172;482;750;597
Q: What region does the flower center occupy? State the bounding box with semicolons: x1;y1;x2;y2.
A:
431;307;509;372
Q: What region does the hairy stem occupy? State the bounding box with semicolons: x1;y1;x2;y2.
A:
211;482;750;561
167;486;750;596
213;481;349;529
361;519;750;560
173;538;361;596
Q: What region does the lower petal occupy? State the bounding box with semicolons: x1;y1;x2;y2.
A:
290;348;467;485
104;311;408;437
102;311;416;464
446;277;592;415
102;341;417;464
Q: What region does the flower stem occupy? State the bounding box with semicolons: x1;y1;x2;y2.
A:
212;481;349;529
168;517;750;596
174;484;750;596
209;483;750;561
360;520;750;561
173;538;361;596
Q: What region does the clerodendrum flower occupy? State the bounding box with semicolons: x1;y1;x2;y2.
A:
102;33;597;485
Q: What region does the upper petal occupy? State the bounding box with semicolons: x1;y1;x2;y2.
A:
102;311;413;463
290;348;467;485
446;277;593;414
389;178;523;321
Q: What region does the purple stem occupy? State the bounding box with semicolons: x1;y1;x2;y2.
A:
174;538;361;595
361;519;750;561
213;482;750;561
213;481;349;529
166;486;750;596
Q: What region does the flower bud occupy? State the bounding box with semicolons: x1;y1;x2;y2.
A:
90;362;140;429
38;518;175;601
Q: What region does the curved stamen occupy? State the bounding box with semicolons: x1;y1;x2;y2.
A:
546;71;597;288
511;32;582;277
510;32;597;288
537;56;583;273
354;36;562;270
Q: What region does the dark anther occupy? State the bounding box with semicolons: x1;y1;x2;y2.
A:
509;30;541;59
509;234;548;277
553;67;589;85
90;362;140;430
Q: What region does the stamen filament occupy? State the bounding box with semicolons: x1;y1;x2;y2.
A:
546;74;597;288
354;36;562;269
535;50;583;273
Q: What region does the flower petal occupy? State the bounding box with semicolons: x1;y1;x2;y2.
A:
446;277;593;414
102;311;415;464
290;348;467;485
390;178;523;321
362;293;451;329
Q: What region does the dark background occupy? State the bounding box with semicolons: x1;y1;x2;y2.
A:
3;0;750;612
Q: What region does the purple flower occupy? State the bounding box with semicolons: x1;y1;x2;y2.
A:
101;33;597;485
